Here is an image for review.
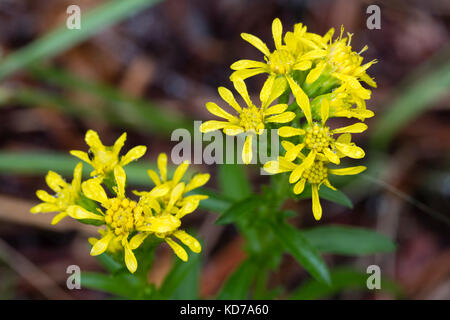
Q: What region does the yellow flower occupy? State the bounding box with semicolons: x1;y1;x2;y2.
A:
199;78;295;164
305;26;377;101
277;99;367;170
264;156;366;220
134;153;210;261
66;166;158;273
325;91;375;121
70;130;146;181
230;18;327;123
30;163;83;225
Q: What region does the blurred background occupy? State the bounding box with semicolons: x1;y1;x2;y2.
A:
0;0;449;299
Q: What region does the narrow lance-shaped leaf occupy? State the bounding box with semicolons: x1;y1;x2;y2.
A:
272;221;331;285
303;225;396;255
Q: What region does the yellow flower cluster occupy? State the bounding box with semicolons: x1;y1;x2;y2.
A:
31;130;210;273
201;18;376;220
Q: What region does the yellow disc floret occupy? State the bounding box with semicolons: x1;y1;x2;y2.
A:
104;198;144;236
239;104;265;132
304;123;332;152
268;49;295;74
303;160;328;185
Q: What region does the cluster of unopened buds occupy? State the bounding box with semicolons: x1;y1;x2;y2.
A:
200;18;376;220
31;130;210;273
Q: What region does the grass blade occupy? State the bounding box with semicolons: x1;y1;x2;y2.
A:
0;0;161;80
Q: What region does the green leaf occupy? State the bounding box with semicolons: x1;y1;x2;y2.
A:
371;45;450;148
297;184;353;209
216;195;261;225
272;222;331;285
290;267;402;299
303;225;396;255
157;253;201;299
217;260;257;300
0;0;161;80
218;164;251;201
170;253;201;300
81;272;144;298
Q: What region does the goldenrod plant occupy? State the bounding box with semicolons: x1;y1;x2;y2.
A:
31;19;397;299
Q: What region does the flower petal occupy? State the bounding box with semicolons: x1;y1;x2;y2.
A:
311;184;322;220
67;205;104;221
90;231;114;256
113;132;127;154
164;238;188;262
36;190;55;203
233;79;252;107
30;203;59;214
266;112;295;123
114;166;127;198
141;215;181;233
206;102;236;121
289;150;316;183
85;130;104;150
199;120;229;133
124;241;138;273
120;146;146;166
218;87;242;113
230;68;266;82
168;182;185;209
173;160;190;184
335;142;365;159
278;126;305;137
332;123;367;134
82;179;108;204
147;183;170;198
306;62;326;84
230;59;267;70
285;143;304;161
157;153;167;182
185;173;210;192
129;233;149;250
173;230;201;253
321;98;329;124
51;211;68;225
223;125;245;136
45;171;67;192
70;150;91;164
287;75;312;123
260;75;275;106
323;148;340;164
242;135;253;164
329;166;366;176
293;178;306;194
293;60;312;70
264;104;288;116
147;169;161;185
72;162;83;192
241;32;271;56
272;18;283;49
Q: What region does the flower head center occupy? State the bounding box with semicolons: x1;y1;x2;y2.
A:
268;49;295;74
55;186;76;210
90;148;119;174
239;105;265;132
304;123;332;152
303;161;328;184
104;198;143;236
327;39;362;75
